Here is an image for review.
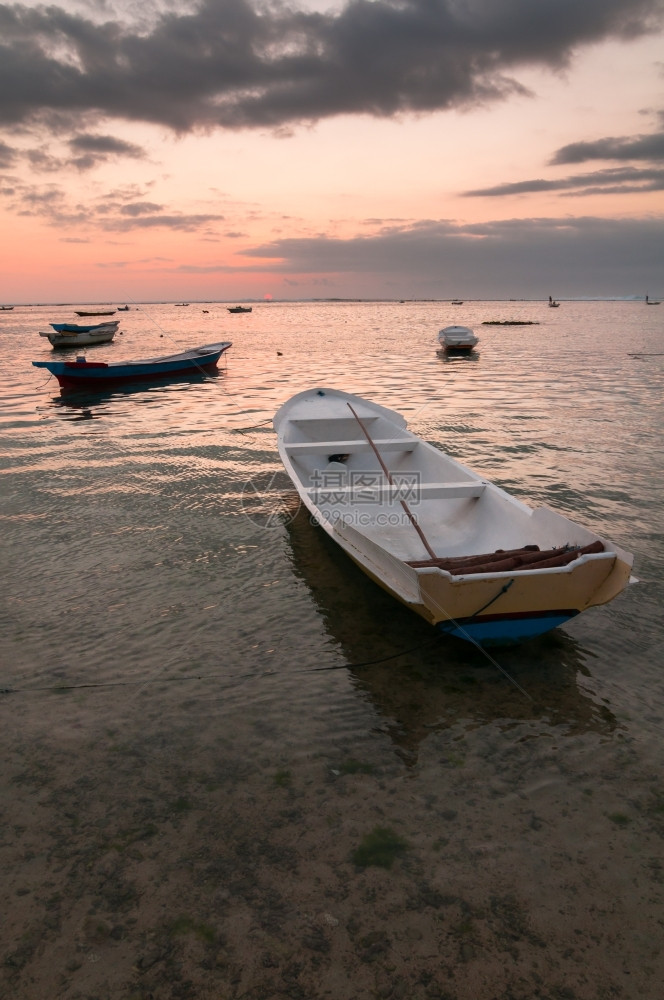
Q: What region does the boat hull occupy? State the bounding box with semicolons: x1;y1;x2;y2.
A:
347;551;579;645
337;521;631;646
53;360;220;388
40;330;117;347
274;387;634;647
439;611;575;644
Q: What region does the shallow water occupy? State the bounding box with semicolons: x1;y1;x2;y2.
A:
3;300;662;716
1;299;663;998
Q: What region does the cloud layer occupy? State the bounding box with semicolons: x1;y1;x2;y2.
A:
239;215;664;299
464;163;664;197
1;0;662;135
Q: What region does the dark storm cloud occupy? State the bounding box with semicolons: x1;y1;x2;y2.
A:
69;134;145;156
463;115;664;198
0;139;17;167
118;201;165;216
0;132;148;174
0;172;224;231
67;133;147;169
551;131;664;164
99;212;224;231
464;165;664;196
25;148;63;172
238;215;663;295
0;0;662;134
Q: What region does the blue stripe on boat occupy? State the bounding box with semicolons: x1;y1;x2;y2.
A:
438;610;578;645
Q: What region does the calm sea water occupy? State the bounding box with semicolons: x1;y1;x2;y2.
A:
1;299;663;755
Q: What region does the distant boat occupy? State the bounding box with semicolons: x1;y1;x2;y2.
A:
228;305;252;313
450;299;464;305
175;302;189;307
438;325;478;353
645;295;660;305
118;305;130;311
75;309;116;317
274;387;634;646
33;341;232;389
0;305;14;311
548;296;560;308
482;320;539;326
40;323;118;348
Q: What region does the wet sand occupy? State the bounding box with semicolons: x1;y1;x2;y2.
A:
2;673;663;1000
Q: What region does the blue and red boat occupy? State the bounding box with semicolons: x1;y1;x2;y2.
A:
33;341;231;389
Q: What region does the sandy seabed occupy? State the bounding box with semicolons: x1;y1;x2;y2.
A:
2;673;663;1000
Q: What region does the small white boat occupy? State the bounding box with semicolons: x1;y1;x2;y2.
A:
274;388;634;646
39;323;119;347
548;296;560;308
438;325;478;352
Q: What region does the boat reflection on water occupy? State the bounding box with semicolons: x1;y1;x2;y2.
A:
284;504;618;763
436;347;480;362
48;368;222;419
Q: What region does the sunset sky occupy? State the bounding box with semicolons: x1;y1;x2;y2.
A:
1;0;663;303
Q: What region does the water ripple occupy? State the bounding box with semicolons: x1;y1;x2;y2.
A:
1;300;662;747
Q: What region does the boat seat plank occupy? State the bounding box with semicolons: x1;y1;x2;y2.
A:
306;480;486;500
284;438;417;455
291;415;380;425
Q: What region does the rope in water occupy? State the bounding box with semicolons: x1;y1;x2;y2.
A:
0;632;450;696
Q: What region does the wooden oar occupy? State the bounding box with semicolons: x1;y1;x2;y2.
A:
347;402;437;560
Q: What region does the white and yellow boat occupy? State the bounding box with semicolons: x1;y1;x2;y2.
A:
274;388;634;646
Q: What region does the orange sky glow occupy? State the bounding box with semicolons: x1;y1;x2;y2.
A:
1;1;663;303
